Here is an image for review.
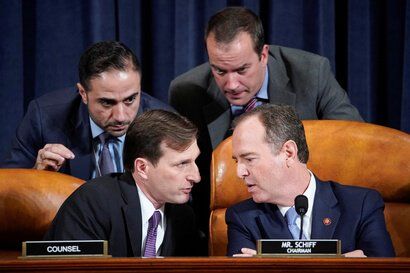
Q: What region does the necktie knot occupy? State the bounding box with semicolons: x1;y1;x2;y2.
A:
285;207;298;225
285;206;306;239
232;97;261;119
243;97;259;112
98;133;114;145
149;210;161;228
144;211;161;257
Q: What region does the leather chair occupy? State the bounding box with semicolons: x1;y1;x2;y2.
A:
0;169;84;256
209;120;410;256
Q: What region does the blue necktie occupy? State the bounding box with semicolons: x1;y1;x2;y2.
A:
98;133;115;176
285;207;306;239
232;97;260;118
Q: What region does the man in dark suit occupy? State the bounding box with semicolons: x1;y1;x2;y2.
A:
44;110;202;257
169;7;363;239
1;41;172;180
226;104;395;257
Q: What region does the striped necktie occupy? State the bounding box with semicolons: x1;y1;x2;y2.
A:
232;97;260;118
98;133;115;176
143;210;161;257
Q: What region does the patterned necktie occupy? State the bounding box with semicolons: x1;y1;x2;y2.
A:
144;210;161;257
243;97;259;112
232;97;260;118
285;207;306;239
98;133;115;176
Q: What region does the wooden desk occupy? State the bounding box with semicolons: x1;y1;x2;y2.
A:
0;257;409;273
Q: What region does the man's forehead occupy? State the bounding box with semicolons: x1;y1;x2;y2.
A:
233;117;265;144
160;139;199;155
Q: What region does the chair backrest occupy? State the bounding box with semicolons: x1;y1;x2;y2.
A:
0;169;84;255
209;120;410;256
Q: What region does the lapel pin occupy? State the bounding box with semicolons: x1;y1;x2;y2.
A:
323;217;332;226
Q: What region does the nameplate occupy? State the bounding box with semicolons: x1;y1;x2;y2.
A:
21;240;110;258
257;239;341;256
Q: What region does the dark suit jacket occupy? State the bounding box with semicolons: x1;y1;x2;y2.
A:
168;45;363;238
44;172;201;257
1;87;173;180
225;178;395;257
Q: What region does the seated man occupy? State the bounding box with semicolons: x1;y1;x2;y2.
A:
44;110;202;257
226;104;395;257
1;41;172;180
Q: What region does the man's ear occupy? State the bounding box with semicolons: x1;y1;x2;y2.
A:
282;140;298;167
133;157;149;180
260;44;269;64
77;83;88;105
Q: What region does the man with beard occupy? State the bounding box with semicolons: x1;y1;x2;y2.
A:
1;41;172;179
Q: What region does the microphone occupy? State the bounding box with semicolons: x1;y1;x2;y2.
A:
294;195;308;240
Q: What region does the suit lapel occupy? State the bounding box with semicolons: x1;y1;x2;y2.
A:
68;97;93;180
311;178;340;239
203;80;231;149
266;48;296;106
119;172;142;257
257;203;293;239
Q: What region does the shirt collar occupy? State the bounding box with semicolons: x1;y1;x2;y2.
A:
257;66;269;100
278;170;316;218
136;183;165;228
89;117;125;142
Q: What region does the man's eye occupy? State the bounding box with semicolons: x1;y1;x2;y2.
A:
177;162;189;168
100;100;113;107
237;67;247;74
214;68;225;76
124;95;136;105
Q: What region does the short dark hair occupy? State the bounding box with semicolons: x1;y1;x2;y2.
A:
78;41;141;91
123;110;198;171
233;104;309;163
205;6;265;56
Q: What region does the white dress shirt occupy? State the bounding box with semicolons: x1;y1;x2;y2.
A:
278;170;316;239
136;184;166;256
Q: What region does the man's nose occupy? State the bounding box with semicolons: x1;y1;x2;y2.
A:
112;104;126;122
225;73;240;91
188;163;201;183
236;162;249;179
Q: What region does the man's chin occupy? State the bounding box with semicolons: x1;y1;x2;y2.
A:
106;129;127;137
171;195;190;204
226;96;252;106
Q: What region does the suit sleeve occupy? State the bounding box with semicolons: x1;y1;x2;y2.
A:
316;58;364;121
226;207;257;256
357;190;396;257
1;99;44;168
44;184;109;241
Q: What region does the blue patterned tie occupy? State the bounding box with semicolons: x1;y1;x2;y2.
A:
232;97;260;118
285;207;306;239
144;211;161;257
98;133;115;176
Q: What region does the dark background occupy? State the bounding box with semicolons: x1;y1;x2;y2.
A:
1;0;409;161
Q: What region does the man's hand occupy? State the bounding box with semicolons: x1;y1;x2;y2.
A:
233;248;257;257
34;144;75;171
343;249;367;257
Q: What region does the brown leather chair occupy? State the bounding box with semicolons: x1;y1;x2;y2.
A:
0;169;84;256
209;120;410;256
